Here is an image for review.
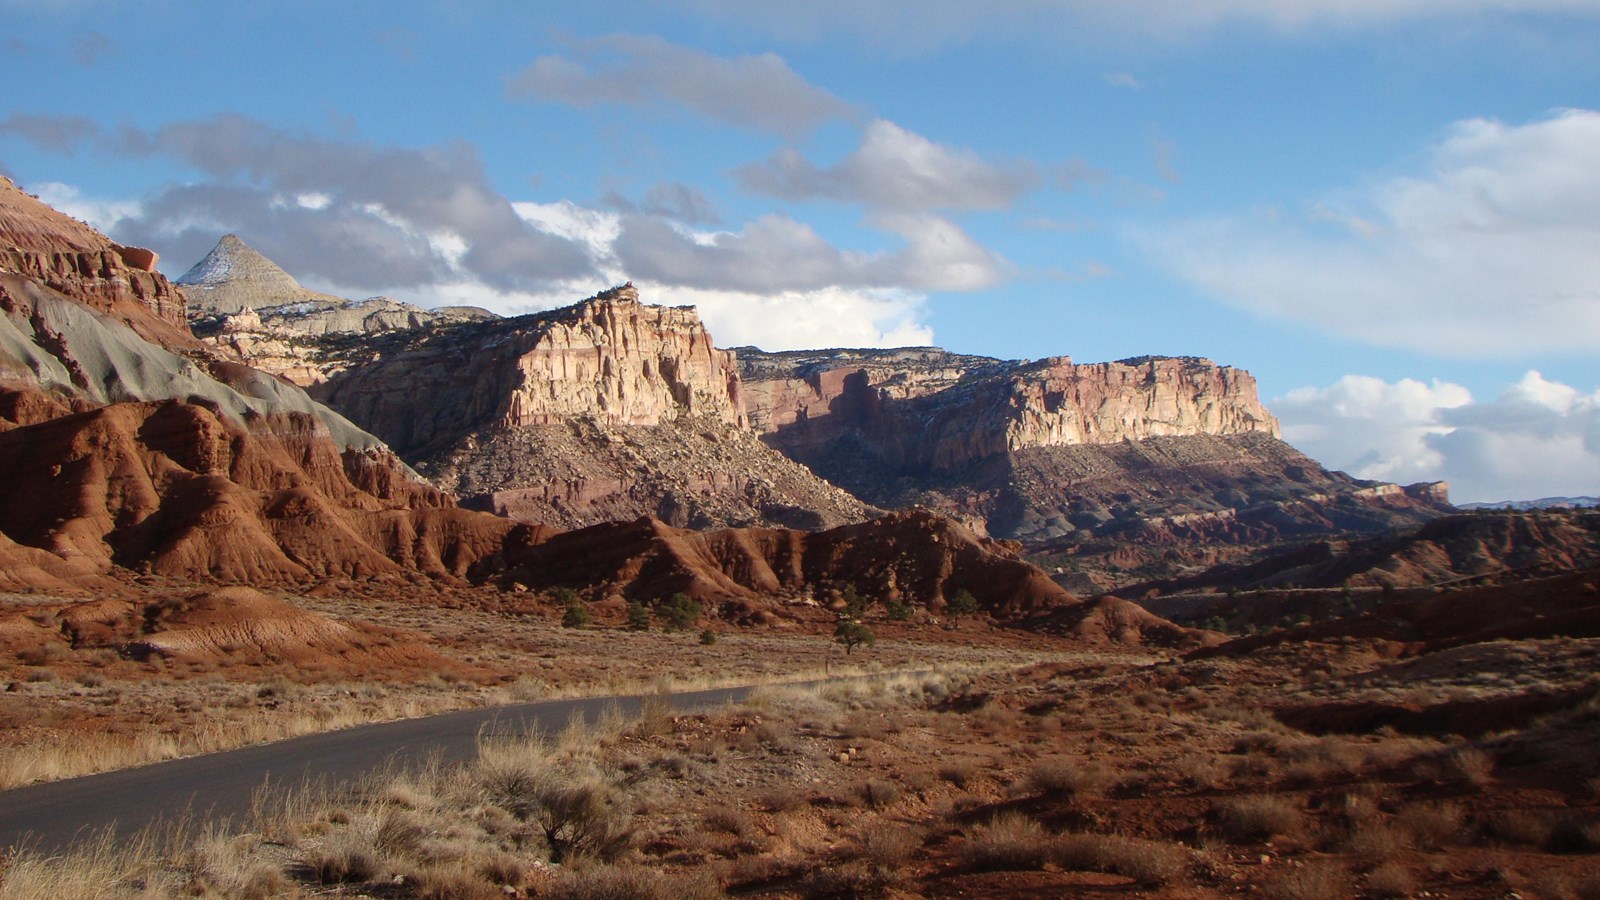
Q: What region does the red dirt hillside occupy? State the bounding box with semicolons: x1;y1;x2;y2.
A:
504;508;1211;647
0;388;522;587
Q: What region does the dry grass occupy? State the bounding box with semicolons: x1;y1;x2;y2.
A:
962;811;1055;871
1218;795;1303;843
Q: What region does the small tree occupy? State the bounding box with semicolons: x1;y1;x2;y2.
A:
657;592;702;632
884;598;913;621
625;600;651;631
947;589;980;620
561;598;591;629
840;584;867;618
835;620;876;654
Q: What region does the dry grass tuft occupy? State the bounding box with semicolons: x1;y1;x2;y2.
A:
1218;795;1302;843
1054;832;1189;885
1364;861;1418;898
962;811;1054;871
1027;756;1114;798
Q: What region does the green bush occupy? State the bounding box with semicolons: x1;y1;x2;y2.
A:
625;600;651;631
656;593;702;631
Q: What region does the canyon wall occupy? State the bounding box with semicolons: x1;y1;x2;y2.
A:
740;348;1279;473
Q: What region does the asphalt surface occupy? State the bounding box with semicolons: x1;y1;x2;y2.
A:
0;683;761;854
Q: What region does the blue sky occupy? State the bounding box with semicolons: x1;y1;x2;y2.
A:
2;0;1597;502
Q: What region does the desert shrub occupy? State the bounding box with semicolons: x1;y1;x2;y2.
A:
759;785;805;813
631;694;673;738
962;811;1053;871
1342;822;1406;862
305;829;380;884
934;755;972;784
1217;795;1302;843
1054;832;1187;885
546;864;723;900
479;751;632;863
1548;815;1600;853
409;861;507;900
1365;861;1418;898
1395;802;1463;850
625;601;650;631
1263;862;1348;900
1174;753;1228;791
1443;747;1495;787
842;826;921;889
656;593;702;631
561;601;591;629
698;628;717;645
849;778;901;809
946;589;980;618
1486;808;1556;847
703;807;758;838
885;598;913;620
1028;757;1114;799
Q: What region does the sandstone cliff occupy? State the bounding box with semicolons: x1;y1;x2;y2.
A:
315;285;866;531
736;347;1449;567
740;347;1279;472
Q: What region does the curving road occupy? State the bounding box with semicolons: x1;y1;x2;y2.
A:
0;683;766;854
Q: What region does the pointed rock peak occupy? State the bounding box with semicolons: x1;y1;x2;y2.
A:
177;234;341;316
177;234;300;288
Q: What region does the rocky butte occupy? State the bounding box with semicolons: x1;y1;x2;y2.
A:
314;284;866;531
735;346;1449;563
171;235;1449;565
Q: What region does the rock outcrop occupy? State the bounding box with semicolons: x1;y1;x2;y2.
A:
314;285;866;531
177;234;344;317
736;347;1448;553
0;176;187;344
179;235;498;386
740;347;1279;472
0;387;528;587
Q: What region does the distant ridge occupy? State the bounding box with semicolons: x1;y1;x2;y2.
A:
1460;496;1600;511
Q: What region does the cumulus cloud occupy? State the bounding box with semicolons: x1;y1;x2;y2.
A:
1275;371;1600;503
673;0;1600;45
508;34;854;139
1152;108;1600;358
735;119;1039;212
4;113;597;294
508;201;936;350
610;211;1005;294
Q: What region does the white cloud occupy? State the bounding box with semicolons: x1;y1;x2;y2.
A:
507;34;854;139
503;201;938;350
735;119;1039;212
1153;108;1600;358
29;181;141;231
1274;371;1600;503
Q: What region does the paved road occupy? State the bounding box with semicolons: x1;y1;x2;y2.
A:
0;683;762;854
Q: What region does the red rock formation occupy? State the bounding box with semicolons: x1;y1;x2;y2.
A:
0;177;188;345
740;348;1279;472
0;388;520;586
501;508;1210;648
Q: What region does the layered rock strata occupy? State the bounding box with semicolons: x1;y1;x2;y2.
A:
316;285;865;531
737;347;1447;547
0;177;186;341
